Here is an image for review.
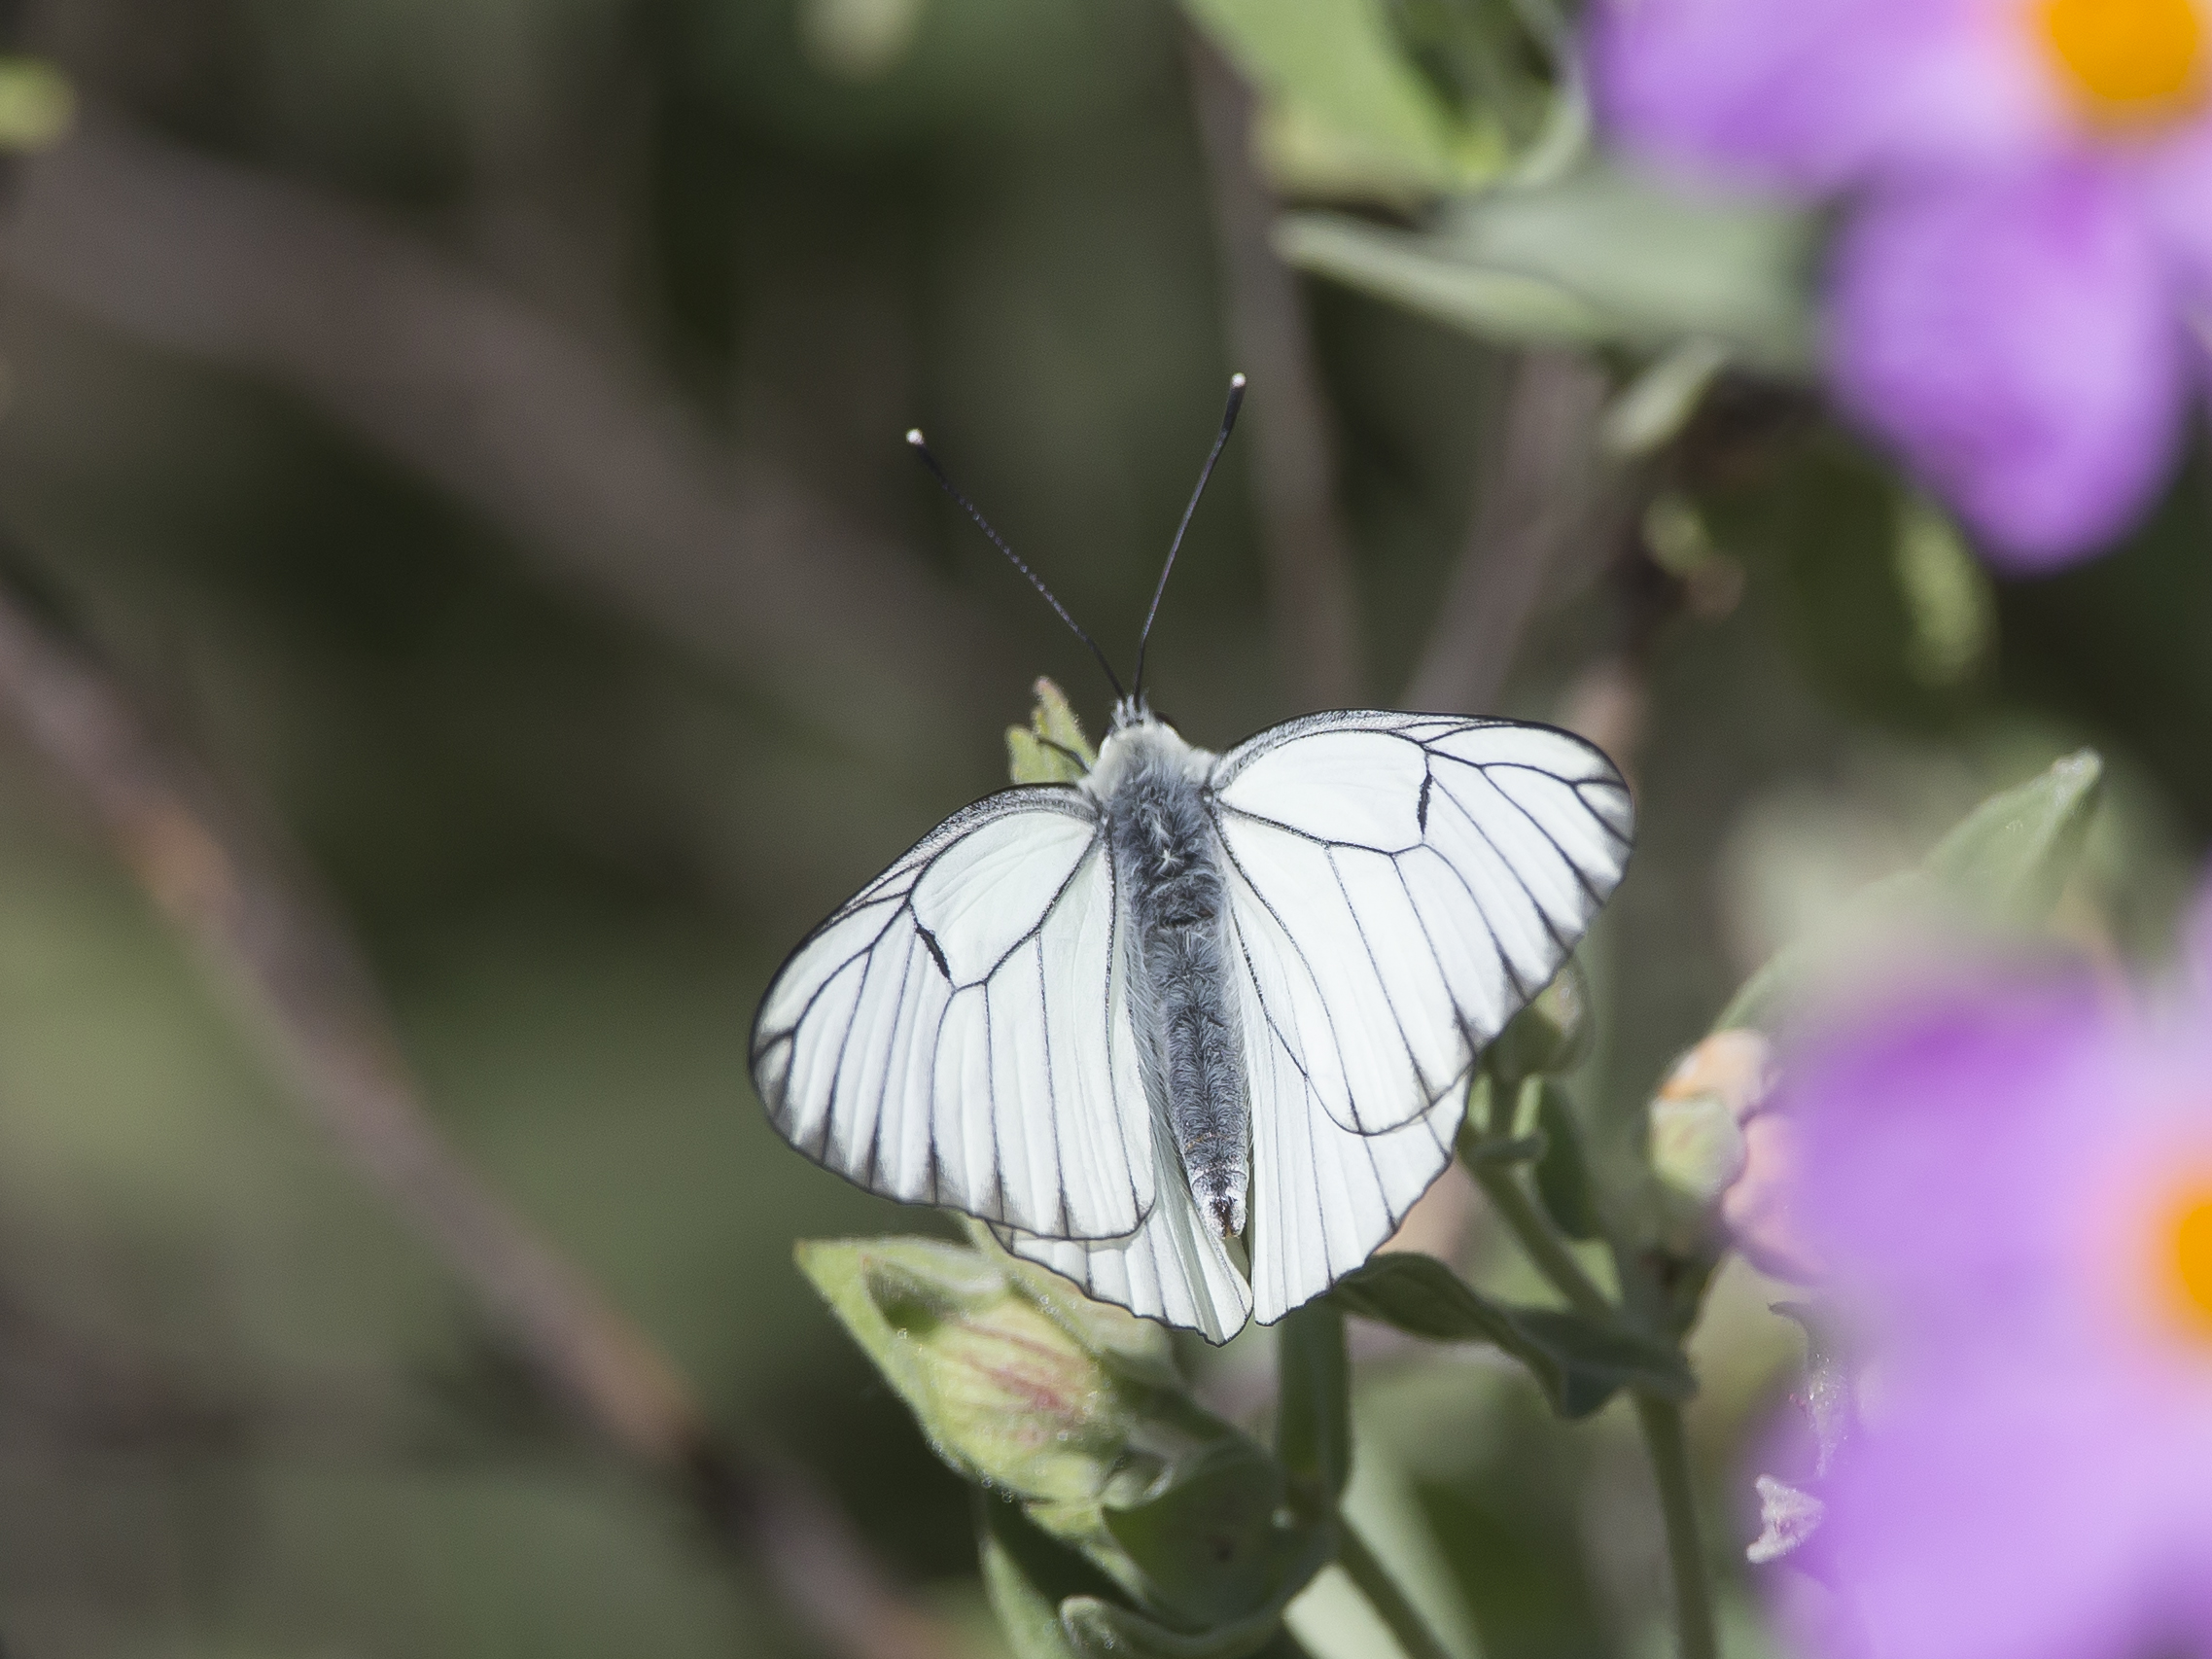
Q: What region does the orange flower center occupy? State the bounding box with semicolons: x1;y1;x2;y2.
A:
2038;0;2209;128
2171;1190;2212;1327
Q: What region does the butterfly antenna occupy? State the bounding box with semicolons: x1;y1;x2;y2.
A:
1133;373;1246;701
907;430;1126;703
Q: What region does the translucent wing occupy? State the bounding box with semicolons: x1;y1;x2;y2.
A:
1210;711;1633;1321
751;788;1155;1240
995;1111;1254;1346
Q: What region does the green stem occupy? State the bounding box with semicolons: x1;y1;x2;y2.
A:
1468;1158;1614;1321
1634;1394;1719;1659
1337;1520;1458;1659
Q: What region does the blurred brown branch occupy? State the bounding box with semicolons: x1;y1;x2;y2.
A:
0;573;963;1659
1185;32;1365;711
0;118;1008;768
1403;351;1622;716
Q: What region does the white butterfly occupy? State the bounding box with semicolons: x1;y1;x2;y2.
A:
751;380;1633;1342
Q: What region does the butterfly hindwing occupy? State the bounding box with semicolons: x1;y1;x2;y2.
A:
996;1110;1254;1345
1228;888;1465;1324
751;788;1156;1240
1211;711;1633;1320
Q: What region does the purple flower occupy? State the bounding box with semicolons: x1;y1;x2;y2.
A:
1773;975;2212;1659
1591;0;2212;567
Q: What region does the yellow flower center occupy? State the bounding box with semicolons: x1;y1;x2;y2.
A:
2170;1190;2212;1331
2038;0;2209;128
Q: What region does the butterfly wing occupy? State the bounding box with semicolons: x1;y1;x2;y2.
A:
1209;711;1633;1323
994;1099;1254;1345
751;787;1156;1241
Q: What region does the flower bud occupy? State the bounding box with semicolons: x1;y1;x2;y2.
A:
1651;1094;1747;1233
1722;1107;1822;1284
1649;1030;1773;1246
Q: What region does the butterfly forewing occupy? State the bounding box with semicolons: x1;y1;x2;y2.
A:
751;788;1156;1240
1209;712;1632;1146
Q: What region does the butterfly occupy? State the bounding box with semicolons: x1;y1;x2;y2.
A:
751;377;1633;1342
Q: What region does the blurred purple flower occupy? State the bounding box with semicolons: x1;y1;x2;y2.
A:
1591;0;2212;567
1773;975;2212;1659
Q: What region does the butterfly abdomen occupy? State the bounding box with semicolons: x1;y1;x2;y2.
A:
1096;724;1249;1241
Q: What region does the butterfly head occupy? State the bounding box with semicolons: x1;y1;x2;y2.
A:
1087;700;1210;802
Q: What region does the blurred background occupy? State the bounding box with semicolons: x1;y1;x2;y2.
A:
0;0;2202;1653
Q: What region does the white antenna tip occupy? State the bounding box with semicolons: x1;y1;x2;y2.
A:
1229;372;1246;389
905;428;926;446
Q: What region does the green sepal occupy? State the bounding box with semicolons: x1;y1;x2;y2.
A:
1273;1299;1351;1505
1531;1084;1601;1242
981;1474;1318;1659
979;1495;1117;1659
1103;1438;1332;1630
965;1218;1186;1393
1326;1253;1693;1419
796;1235;1227;1572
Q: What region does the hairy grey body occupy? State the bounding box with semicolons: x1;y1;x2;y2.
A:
1089;717;1248;1239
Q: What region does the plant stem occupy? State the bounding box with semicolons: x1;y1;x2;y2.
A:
1634;1394;1720;1659
1468;1158;1614;1321
1467;1075;1718;1659
1337;1521;1459;1659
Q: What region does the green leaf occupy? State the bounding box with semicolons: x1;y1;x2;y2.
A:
1183;0;1468;194
1103;1439;1331;1630
1327;1254;1692;1418
1601;338;1730;458
1922;748;2104;927
1273;1300;1351;1504
1709;868;1924;1036
1512;1309;1697;1417
980;1497;1114;1659
1279;211;1610;344
1061;1596;1291;1659
1714;750;2106;1033
1282;164;1816;365
1008;676;1096;785
1532;1084;1600;1242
